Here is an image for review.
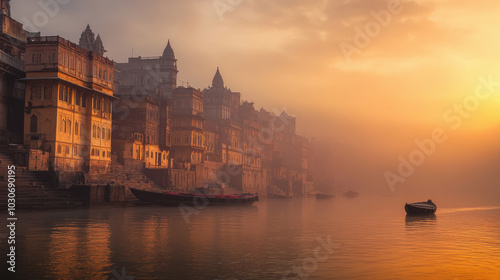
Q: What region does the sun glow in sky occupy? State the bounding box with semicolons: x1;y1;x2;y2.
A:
12;0;500;198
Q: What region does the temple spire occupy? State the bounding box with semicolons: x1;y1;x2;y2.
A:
212;67;224;88
162;40;175;59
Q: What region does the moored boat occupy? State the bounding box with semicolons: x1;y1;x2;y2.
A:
130;188;259;207
405;199;437;215
316;193;335;199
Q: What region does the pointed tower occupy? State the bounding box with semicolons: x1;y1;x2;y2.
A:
79;25;96;52
94;34;106;56
160;40;178;97
212;67;224;88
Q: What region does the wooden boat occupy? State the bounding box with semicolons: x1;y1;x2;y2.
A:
316;193;335;199
405;199;437;215
343;191;359;198
130;188;259;207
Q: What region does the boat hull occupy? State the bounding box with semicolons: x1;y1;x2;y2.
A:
405;202;437;215
130;188;259;207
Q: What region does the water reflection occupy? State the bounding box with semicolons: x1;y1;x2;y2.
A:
405;214;437;229
5;199;500;280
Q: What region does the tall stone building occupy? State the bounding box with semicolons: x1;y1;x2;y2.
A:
115;41;177;98
170;86;205;187
0;0;28;143
23;36;115;173
112;42;177;169
78;25;106;56
202;69;267;193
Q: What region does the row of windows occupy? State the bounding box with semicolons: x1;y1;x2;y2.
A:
30;51;113;83
30;84;52;100
93;66;113;83
54;144;111;159
92;124;111;140
91;148;111;158
145;150;167;160
92;97;112;113
59;118;82;135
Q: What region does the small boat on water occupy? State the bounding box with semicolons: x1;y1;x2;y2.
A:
405;199;437;215
343;191;359;198
130;188;259;207
316;193;335;199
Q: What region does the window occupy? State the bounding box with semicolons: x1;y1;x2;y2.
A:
81;95;86;108
63;119;66;133
107;129;111;140
57;145;62;154
81;123;84;136
59;86;64;101
73;146;77;156
102;128;105;139
30;115;38;133
47;52;56;63
31;53;42;63
102;151;105;157
68;121;71;135
75;122;79;136
92;124;96;138
68;89;72;104
44;85;52;100
76;92;81;106
63;87;68;102
31;85;41;100
65;146;69;155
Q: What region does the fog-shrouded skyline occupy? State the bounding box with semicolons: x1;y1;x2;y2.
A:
12;0;500;202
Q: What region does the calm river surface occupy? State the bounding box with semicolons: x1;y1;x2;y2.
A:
2;196;500;280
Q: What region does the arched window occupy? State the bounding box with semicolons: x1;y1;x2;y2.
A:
30;115;38;133
63;119;66;133
75;121;79;135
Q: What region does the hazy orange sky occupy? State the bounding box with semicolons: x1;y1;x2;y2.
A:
12;0;500;199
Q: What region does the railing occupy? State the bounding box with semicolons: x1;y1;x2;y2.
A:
0;49;24;71
28;36;114;65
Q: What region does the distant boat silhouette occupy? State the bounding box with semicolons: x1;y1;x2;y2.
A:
405;199;437;215
316;193;335;199
343;191;359;198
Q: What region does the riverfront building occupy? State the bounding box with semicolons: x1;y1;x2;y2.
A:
23;35;115;173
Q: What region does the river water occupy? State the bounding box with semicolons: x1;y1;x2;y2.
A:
2;196;500;280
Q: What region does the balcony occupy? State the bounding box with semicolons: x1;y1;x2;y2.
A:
0;49;24;72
